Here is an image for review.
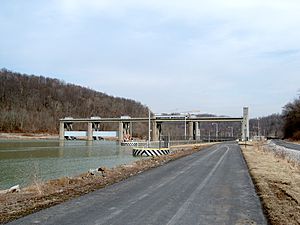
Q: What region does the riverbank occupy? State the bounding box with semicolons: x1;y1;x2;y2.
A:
0;143;214;224
242;142;300;225
0;133;58;140
0;132;120;141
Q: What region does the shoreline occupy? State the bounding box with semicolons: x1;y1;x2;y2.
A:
0;133;58;140
0;133;119;141
0;143;215;224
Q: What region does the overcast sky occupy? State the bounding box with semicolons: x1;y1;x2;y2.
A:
1;0;300;118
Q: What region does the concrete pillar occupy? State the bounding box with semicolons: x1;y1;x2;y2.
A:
242;107;249;141
195;122;200;140
188;122;193;140
157;122;162;140
59;122;65;140
152;122;162;141
198;122;201;140
152;121;158;141
124;122;131;135
87;122;93;141
119;122;124;142
123;123;128;135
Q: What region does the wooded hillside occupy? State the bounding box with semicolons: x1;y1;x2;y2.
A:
0;69;149;133
249;114;284;138
283;96;300;140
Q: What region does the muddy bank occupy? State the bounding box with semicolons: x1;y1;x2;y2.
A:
0;144;213;224
242;142;300;225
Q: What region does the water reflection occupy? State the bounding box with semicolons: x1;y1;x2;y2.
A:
0;140;136;190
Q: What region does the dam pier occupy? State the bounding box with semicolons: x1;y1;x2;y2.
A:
59;107;249;142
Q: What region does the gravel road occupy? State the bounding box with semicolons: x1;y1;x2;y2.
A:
7;143;267;225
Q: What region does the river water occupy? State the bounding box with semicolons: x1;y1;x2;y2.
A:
0;140;137;190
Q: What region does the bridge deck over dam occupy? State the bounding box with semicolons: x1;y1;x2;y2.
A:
60;116;244;123
59;107;249;142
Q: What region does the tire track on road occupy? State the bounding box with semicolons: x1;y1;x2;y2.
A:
166;146;230;225
95;145;225;225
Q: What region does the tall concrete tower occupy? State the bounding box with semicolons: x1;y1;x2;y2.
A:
242;107;249;141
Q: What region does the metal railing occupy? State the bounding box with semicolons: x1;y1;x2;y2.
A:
120;135;237;148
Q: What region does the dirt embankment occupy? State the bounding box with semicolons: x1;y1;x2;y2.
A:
242;142;300;225
0;144;212;224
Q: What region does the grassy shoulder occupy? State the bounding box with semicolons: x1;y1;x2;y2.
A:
0;143;213;224
241;142;300;225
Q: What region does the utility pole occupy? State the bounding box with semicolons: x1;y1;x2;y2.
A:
184;115;187;140
257;117;260;136
148;109;151;147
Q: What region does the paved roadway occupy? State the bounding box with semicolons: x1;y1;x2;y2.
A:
8;143;267;225
271;139;300;151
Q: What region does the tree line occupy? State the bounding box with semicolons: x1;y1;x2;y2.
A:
0;69;149;135
249;114;284;139
248;95;300;140
282;95;300;140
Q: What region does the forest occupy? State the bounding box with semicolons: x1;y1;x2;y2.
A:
0;69;149;134
249;95;300;140
282;95;300;140
249;114;284;138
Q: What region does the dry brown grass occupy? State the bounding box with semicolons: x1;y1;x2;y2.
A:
242;142;300;225
0;144;212;224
